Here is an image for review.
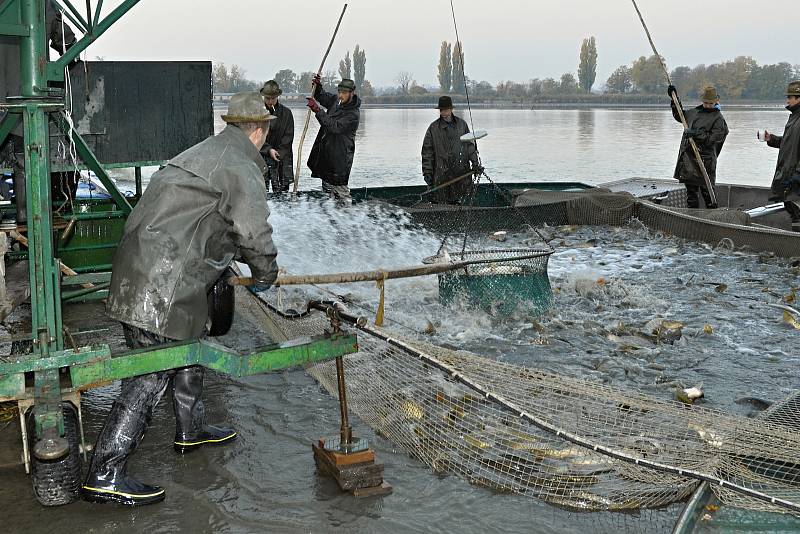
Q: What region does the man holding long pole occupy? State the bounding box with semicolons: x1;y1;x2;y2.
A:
668;85;729;209
764;81;800;232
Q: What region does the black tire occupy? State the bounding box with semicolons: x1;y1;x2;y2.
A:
208;267;235;337
27;402;82;506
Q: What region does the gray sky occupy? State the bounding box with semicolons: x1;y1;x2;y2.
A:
88;0;798;88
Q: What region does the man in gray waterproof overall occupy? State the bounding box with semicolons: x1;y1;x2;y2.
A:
668;85;729;209
764;81;800;232
82;92;279;506
421;95;482;205
259;80;294;193
306;76;361;201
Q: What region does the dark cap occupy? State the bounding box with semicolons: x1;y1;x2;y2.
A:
787;81;800;97
437;95;454;109
260;80;282;97
337;79;356;92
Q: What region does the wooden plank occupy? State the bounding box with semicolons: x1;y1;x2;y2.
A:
352;482;393;498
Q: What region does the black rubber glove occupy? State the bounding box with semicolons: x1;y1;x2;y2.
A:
667;85;678;99
424;175;434;186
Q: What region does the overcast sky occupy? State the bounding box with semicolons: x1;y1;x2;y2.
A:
87;0;798;88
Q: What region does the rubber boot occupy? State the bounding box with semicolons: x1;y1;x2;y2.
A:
785;201;800;233
173;366;237;453
81;401;165;506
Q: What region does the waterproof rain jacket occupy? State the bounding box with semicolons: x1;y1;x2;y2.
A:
671;103;728;187
767;103;800;201
421;115;479;204
260;101;294;190
106;125;279;340
308;87;361;186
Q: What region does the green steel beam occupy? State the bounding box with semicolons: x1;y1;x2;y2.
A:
0;22;27;35
55;0;87;33
56;117;133;214
0;113;21;149
48;0;142;80
63;271;111;284
0;335;359;398
61;280;109;301
69;334;359;389
92;0;102;28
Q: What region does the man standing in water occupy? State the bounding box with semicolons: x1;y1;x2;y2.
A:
764;81;800;232
259;80;294;193
82;92;279;506
306;76;361;201
421;96;482;205
668;85;729;209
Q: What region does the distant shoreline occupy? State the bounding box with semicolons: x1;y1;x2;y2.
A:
213;97;785;112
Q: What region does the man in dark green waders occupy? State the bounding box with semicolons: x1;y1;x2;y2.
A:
668;85;729;209
764;81;800;232
421;96;482;205
81;92;279;506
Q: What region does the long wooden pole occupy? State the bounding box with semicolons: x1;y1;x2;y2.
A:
630;0;718;208
293;4;348;195
230;261;470;287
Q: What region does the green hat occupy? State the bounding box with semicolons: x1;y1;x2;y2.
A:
337;79;356;92
260;80;282;97
221;92;276;124
787;81;800;97
701;86;719;104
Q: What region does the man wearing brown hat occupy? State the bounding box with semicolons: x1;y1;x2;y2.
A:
421;95;482;204
667;85;729;209
306;77;361;201
82;92;279;506
763;81;800;232
259;80;294;193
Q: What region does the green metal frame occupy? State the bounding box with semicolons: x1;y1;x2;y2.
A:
0;333;359;400
1;0;358;468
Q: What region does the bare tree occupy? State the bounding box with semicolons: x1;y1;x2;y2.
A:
395;71;414;94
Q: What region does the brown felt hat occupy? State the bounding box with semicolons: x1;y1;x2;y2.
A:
701;86;719;104
222;92;276;124
787;81;800;97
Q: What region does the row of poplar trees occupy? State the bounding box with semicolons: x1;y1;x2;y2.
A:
436;38;598;94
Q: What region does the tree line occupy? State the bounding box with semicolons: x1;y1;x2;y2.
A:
212;45;372;96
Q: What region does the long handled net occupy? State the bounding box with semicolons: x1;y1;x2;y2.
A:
252;297;800;516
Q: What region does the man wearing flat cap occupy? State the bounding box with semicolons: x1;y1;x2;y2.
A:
306;77;361;201
260;80;295;193
421;95;482;204
82;92;279;506
667;85;729;209
764;81;800;232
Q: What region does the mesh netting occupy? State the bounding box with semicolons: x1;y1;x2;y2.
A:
253;299;800;517
400;188;800;258
437;249;553;315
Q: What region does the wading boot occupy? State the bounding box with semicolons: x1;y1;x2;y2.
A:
173;366;237;454
82;402;165;506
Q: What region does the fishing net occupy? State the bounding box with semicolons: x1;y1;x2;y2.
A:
390;187;800;258
249;297;800;517
436;249;553;315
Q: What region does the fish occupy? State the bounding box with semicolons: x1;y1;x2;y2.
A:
688;422;724;448
464;434;493;450
399;399;425;420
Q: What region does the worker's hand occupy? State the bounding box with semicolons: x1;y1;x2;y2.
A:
764;130;772;142
684;128;698;139
250;283;272;294
311;74;322;87
667;85;678;99
306;98;321;114
472;165;484;176
424;175;434;186
268;148;280;161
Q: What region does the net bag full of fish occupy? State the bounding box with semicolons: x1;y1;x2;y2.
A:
437;249;554;316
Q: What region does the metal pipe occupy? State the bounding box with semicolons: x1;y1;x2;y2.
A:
134;166;142;197
56;1;89;34
335;356;352;446
20;0;47;96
